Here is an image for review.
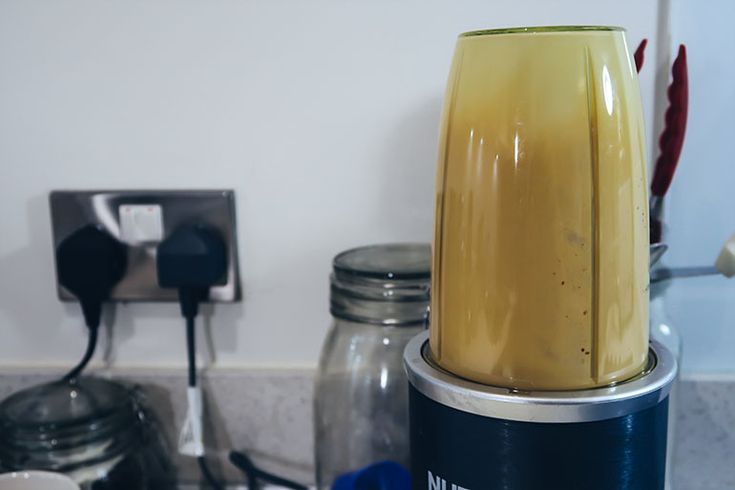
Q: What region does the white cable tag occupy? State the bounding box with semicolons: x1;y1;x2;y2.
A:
178;386;205;457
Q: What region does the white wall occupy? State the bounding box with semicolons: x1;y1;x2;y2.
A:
664;0;735;376
0;0;663;369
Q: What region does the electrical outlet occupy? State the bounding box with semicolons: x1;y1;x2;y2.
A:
50;190;240;302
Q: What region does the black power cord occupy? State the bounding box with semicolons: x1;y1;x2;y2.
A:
186;316;197;388
63;326;99;381
157;224;309;490
158;225;227;490
186;311;225;490
229;450;308;490
198;455;225;490
55;225;127;381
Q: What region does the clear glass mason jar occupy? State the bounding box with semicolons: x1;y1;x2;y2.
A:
314;243;430;489
650;278;682;490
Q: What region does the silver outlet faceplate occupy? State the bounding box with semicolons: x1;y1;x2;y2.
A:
50;190;240;302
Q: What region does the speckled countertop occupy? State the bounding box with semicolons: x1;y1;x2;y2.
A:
1;369;733;489
673;378;735;489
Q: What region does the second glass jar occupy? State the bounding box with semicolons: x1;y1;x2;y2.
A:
314;243;430;489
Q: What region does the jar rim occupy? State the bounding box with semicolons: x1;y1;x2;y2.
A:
330;243;430;326
460;26;625;38
333;243;431;281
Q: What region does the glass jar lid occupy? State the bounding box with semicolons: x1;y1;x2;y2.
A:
333;243;431;281
330;243;431;326
0;378;133;432
0;377;141;472
0;377;177;488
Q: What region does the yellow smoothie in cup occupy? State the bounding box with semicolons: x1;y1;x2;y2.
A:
430;27;649;390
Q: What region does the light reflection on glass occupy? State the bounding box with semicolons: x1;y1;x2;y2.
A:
379;368;388;389
602;65;614;116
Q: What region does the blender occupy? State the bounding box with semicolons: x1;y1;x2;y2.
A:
405;26;677;490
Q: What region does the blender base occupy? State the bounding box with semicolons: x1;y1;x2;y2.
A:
404;332;677;490
409;387;668;490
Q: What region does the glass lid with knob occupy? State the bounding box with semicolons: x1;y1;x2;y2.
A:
0;378;134;434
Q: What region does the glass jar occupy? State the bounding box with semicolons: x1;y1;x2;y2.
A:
650;278;682;490
650;280;682;361
314;243;430;489
0;377;176;490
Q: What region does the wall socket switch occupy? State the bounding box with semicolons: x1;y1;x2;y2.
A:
119;204;164;244
50;190;240;302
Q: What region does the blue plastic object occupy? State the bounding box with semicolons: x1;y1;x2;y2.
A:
331;461;411;490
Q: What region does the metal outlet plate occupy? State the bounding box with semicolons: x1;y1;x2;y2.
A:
50;190;240;302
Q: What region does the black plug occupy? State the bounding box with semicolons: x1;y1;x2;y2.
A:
57;224;127;328
158;226;306;490
156;224;227;320
156;224;227;388
157;224;228;490
56;224;127;380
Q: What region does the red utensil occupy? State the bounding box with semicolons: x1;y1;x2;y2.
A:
650;44;689;243
634;39;648;72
